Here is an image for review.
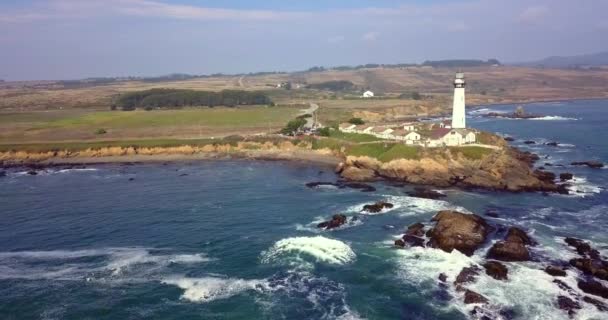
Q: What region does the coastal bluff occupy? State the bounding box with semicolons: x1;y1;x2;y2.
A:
335;146;561;193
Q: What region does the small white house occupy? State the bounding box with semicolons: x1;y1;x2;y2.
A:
402;123;417;131
389;129;421;144
362;91;374;98
370;127;394;139
429;128;476;146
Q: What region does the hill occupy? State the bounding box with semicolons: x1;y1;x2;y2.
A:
517;51;608;68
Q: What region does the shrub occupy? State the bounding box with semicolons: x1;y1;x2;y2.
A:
317;127;331;137
280;118;307;135
95;128;107;135
348;117;365;125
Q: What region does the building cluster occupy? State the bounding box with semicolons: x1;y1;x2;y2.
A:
338;121;477;147
338;72;478;147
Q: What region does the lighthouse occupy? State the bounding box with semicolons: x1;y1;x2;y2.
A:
451;72;466;129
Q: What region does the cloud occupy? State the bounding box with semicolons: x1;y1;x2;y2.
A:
517;5;550;24
362;31;379;41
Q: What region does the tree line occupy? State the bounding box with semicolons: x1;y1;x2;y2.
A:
114;89;273;110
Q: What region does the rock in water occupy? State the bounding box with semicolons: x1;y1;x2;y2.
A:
564;237;601;259
583;296;608;311
317;214;348;230
571;161;604;168
559;173;573;181
546;142;559;147
427;211;493;256
362;201;393;213
557;296;581;316
487;227;533;261
483;261;508;280
570;258;608;281
578;279;608;299
405;222;425;237
524;140;536;145
464;290;489;304
407;187;446;200
545;265;567;277
454;265;481;286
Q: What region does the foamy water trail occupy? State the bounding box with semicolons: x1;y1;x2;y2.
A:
162;276;270;303
260;236;355;269
0;247;211;280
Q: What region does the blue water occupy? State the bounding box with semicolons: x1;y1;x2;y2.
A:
0;99;607;320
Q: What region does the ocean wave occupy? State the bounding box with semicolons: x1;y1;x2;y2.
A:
260;236;355;269
295;215;363;233
527;116;579;121
564;177;602;198
0;247;211;280
162;276;269;303
346;195;470;217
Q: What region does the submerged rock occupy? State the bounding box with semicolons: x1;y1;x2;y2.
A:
546;142;559;147
406;187;446;200
583;296;608;311
483;261;508;280
438;273;448;283
362;201;393;213
427;211;493;256
454;265;481;286
534;170;556;183
0;171;6;177
317;214;348;230
557;295;581;316
305;181;376;192
578;279;608;299
571;161;604;169
524;140;536;145
464;290;489;304
487;227;533;262
545;265;567;277
27;170;38;175
559;173;573;181
504;137;515;142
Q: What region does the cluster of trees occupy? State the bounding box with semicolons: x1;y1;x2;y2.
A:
280;116;307;135
114;89;273;111
422;59;500;68
307;80;356;92
348;117;365;125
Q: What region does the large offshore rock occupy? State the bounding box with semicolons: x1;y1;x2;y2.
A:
427;211;493;256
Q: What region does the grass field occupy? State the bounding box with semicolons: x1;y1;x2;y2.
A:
0;107;300;143
327;130;381;143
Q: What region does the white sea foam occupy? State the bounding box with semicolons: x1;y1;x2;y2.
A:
347;195;471;217
527;116;578;121
295;215;363;233
260;236;355;268
162;276;269;303
564;177;602;198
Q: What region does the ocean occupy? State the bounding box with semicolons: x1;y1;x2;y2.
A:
0;99;607;319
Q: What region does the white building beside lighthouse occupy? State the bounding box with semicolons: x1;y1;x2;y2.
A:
451;72;466;129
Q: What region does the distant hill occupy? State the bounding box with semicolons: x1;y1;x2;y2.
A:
518;51;608;68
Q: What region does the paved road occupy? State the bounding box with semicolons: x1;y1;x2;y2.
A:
299;103;319;129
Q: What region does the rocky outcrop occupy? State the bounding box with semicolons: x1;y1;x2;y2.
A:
559;173;573;181
564;237;601;259
571;161;604;168
362;201;393;213
483;261;509;280
317;214;347;230
427;211;493;256
339;146;560;193
406;187;446;200
405;222;425;237
570;258;608;281
487;227;534;261
583;296;608;311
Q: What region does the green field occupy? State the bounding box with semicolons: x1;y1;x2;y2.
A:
328;130;381;143
30;107;298;130
0;107;300;144
345;142;420;162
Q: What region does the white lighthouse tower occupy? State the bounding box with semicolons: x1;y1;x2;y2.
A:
451;72;466;129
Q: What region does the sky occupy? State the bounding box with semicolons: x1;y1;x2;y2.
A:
0;0;607;81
